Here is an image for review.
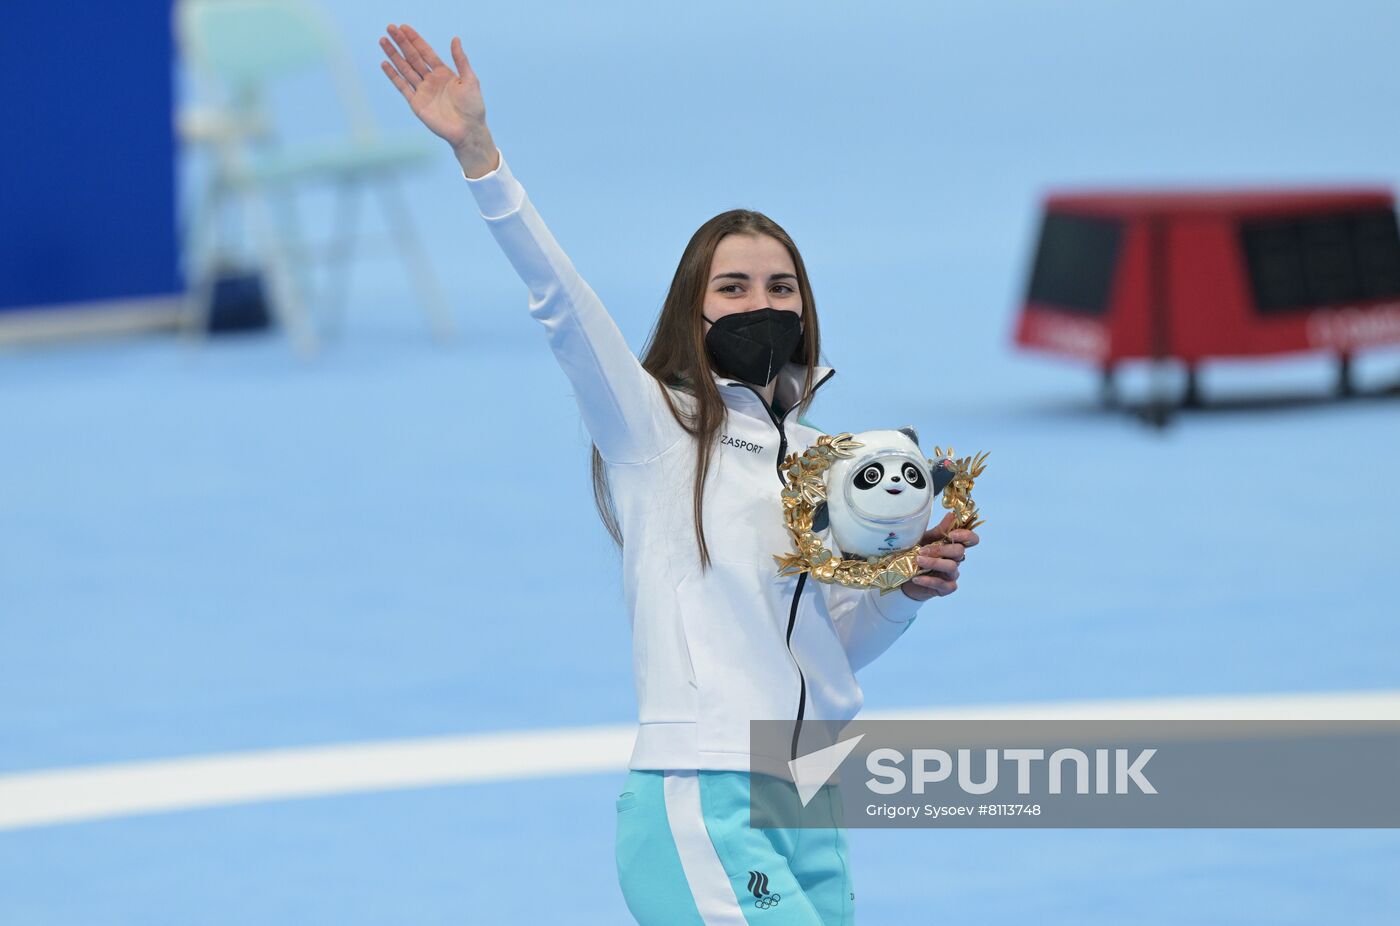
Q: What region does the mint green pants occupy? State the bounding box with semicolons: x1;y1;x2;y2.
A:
614;769;854;925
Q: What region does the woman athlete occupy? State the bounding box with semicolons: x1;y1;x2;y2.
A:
379;23;979;925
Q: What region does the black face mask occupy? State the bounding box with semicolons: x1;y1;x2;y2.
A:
702;307;805;387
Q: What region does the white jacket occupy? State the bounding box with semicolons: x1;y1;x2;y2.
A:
463;150;926;773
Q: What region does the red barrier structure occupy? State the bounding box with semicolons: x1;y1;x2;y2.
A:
1013;189;1400;422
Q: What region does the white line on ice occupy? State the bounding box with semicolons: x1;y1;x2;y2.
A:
2;689;1396;831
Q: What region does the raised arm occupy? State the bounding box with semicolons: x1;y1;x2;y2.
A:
379;24;678;465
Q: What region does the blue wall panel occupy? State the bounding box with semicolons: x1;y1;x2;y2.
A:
0;1;182;313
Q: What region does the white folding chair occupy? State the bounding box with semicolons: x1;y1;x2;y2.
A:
175;0;457;353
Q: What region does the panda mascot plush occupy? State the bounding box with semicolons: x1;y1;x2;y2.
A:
820;427;956;561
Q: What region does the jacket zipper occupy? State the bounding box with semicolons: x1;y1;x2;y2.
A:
787;573;809;762
724;369;835;761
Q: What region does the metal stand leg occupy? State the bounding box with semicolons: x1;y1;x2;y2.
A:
1182;363;1202;408
321;180;360;343
1099;362;1117;408
245;186;319;356
268;185;318;331
376;176;457;342
1147;358;1174;429
179;175;225;343
1337;352;1355;397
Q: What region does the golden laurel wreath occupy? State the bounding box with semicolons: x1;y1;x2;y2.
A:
772;433;988;595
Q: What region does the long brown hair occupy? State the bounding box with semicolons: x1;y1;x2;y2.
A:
590;209;824;572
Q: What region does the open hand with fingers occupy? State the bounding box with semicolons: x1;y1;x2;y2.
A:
901;511;980;602
378;23;499;177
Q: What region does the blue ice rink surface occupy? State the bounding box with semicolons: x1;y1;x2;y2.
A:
3;0;1399;922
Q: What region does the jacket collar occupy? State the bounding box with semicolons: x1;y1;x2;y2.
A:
712;361;836;423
